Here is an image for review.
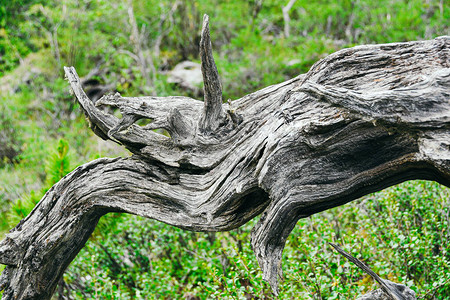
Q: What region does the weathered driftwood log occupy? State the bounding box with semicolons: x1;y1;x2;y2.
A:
0;14;449;299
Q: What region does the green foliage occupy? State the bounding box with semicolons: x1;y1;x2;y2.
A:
0;105;22;167
62;181;449;299
6;190;42;229
0;0;48;75
45;139;71;187
5;139;73;229
282;181;450;299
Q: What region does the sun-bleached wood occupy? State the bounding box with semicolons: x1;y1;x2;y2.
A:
198;14;226;132
0;16;449;299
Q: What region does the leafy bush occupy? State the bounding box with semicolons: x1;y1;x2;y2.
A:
59;181;449;299
5;139;73;229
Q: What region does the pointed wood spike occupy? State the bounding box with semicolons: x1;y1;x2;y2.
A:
329;243;406;300
199;14;225;132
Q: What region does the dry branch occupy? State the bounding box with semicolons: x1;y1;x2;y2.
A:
198;14;226;132
282;0;297;37
330;243;416;300
0;15;449;299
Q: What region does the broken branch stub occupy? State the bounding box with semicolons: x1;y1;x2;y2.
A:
330;243;416;300
198;14;226;133
0;15;449;300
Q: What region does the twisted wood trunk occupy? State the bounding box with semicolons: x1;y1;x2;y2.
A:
0;15;449;299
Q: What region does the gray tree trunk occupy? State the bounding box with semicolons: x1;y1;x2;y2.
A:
0;15;449;299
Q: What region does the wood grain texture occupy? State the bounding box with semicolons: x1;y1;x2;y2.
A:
198;14;226;132
0;16;448;298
